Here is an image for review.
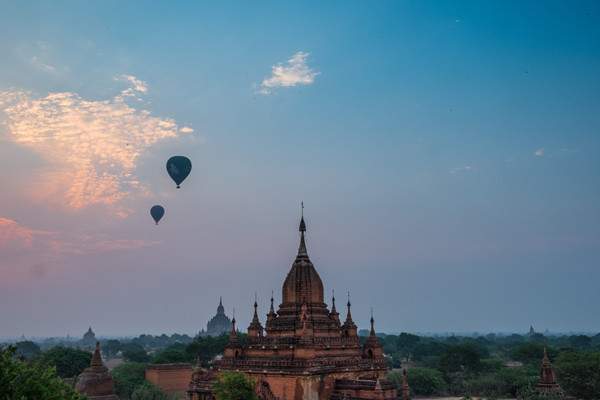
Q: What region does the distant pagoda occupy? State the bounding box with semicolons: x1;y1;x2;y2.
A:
82;326;96;347
199;297;232;337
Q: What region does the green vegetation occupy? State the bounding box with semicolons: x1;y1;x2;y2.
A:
112;361;148;399
38;346;92;378
131;381;169;400
0;346;84;400
213;372;258;400
555;350;600;399
13;340;42;361
381;332;600;399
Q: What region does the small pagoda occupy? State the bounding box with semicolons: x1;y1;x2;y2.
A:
536;348;564;397
75;342;119;400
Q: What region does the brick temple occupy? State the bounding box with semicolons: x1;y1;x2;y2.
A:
188;210;399;400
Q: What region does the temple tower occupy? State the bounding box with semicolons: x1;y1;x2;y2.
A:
75;342;119;400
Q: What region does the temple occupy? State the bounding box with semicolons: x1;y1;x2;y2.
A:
199;297;232;337
188;209;398;400
536;348;564;397
82;326;97;347
75;342;119;400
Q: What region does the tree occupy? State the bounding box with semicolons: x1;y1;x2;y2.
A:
14;340;41;360
0;346;84;400
38;346;92;378
568;335;592;350
122;342;151;363
396;333;421;360
388;368;446;396
186;334;229;366
510;343;555;365
213;372;257;400
112;361;148;399
439;343;483;375
555;351;600;400
103;339;122;358
131;381;169;400
152;343;191;364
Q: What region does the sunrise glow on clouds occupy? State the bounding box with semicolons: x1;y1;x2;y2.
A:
0;76;193;216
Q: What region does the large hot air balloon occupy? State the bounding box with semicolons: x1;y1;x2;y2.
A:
166;156;192;188
150;205;165;225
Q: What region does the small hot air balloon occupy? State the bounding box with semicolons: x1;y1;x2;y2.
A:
150;205;165;225
166;156;192;188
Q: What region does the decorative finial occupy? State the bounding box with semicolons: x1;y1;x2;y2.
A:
254;292;258;307
299;202;306;232
347;291;351;307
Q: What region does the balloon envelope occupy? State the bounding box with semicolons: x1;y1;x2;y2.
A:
166;156;192;188
150;205;165;225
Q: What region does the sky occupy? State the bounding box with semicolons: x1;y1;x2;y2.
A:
1;1;599;338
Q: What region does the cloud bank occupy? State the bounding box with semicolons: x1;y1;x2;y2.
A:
259;52;318;95
0;76;193;215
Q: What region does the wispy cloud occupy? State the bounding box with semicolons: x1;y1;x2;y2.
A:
115;74;149;101
30;56;57;73
259;51;318;95
534;148;545;157
450;165;473;174
0;75;193;215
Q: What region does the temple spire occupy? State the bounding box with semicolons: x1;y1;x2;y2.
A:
297;202;308;257
230;308;237;336
270;290;275;313
331;290;337;313
345;291;353;323
90;342;104;369
370;308;376;337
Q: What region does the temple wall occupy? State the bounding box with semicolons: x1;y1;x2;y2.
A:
146;363;193;396
245;369;388;400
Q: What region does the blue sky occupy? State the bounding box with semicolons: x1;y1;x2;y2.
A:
0;1;599;337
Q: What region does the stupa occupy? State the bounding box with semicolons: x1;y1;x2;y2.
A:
75;342;119;400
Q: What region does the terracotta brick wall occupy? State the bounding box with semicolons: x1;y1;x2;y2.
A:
146;364;193;396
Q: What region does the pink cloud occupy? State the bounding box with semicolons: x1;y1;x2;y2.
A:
0;76;194;216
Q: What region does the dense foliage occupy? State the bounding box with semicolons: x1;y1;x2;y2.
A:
112;361;148;399
131;381;170;400
381;332;600;399
213;372;258;400
37;346;92;378
0;346;84;400
13;340;42;361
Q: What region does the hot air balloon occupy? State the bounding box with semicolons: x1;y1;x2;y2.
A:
150;205;165;225
166;156;192;188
